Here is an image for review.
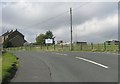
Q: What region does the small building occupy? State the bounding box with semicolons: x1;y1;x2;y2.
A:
0;29;27;47
105;40;119;45
74;42;87;45
105;41;111;45
60;42;70;45
57;40;63;44
111;40;119;45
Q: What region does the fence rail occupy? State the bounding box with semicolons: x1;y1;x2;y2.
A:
3;43;119;53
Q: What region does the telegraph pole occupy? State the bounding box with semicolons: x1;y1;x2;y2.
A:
70;8;73;51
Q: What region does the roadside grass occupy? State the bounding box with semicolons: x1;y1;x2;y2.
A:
0;56;2;81
1;52;19;83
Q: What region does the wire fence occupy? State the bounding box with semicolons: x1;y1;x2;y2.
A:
4;43;119;53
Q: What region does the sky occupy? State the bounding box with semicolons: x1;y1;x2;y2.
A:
0;0;119;43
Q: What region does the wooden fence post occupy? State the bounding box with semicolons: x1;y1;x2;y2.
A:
104;42;106;51
54;44;55;50
80;43;82;51
91;43;93;50
46;44;48;50
41;45;42;50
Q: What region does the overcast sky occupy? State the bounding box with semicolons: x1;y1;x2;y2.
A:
0;0;118;43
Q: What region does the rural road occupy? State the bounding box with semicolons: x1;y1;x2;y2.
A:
11;51;118;82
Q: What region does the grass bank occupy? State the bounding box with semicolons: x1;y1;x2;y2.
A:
0;56;2;81
1;52;19;83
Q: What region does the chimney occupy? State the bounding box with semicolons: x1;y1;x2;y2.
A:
10;30;13;33
15;29;18;31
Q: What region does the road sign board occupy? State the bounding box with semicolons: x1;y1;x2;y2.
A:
45;39;53;44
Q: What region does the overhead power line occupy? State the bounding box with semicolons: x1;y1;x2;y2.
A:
2;2;91;33
28;2;91;28
29;11;69;28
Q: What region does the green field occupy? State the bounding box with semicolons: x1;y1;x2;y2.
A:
5;43;119;53
1;52;18;82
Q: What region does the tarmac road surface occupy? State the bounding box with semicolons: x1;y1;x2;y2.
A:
11;51;118;82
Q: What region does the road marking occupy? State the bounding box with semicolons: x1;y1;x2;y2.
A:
63;54;67;56
53;53;67;56
75;57;109;69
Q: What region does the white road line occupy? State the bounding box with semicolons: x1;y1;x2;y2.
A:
63;54;67;56
54;53;67;56
75;57;109;69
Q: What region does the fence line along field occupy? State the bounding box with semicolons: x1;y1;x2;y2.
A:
5;43;119;53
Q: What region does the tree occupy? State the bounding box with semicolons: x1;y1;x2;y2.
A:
36;34;46;45
36;30;54;45
45;30;53;39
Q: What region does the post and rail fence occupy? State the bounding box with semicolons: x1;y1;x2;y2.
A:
2;43;119;53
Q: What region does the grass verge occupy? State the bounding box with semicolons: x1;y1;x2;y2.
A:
1;51;19;84
0;55;2;82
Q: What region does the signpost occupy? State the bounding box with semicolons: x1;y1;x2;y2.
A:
45;39;53;44
45;39;53;50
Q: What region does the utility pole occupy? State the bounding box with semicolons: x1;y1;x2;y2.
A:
118;40;120;54
70;8;73;51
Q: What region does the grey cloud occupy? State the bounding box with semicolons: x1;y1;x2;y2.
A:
1;2;118;42
2;2;117;27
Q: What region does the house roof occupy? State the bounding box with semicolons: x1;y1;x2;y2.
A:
11;29;24;37
2;31;10;36
1;29;26;42
2;30;13;36
2;29;24;37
